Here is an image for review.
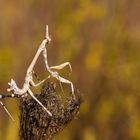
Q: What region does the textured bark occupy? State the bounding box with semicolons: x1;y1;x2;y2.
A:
19;82;82;140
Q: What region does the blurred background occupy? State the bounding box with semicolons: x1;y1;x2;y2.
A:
0;0;140;140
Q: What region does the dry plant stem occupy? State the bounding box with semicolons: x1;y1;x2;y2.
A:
19;82;82;140
0;101;14;121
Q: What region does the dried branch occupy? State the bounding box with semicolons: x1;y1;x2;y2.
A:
19;82;82;140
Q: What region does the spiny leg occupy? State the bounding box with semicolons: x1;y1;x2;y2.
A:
27;89;52;116
58;76;75;98
30;78;48;87
42;47;53;73
50;62;72;74
50;73;75;98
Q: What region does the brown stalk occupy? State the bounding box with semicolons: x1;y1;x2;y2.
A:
19;82;82;140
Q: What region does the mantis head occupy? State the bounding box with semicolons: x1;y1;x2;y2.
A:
7;79;19;94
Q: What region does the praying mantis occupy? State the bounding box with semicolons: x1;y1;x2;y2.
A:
0;25;75;120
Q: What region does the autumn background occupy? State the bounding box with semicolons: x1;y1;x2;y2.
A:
0;0;140;140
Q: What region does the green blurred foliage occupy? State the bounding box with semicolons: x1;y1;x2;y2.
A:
0;0;140;140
